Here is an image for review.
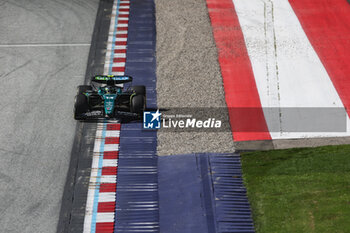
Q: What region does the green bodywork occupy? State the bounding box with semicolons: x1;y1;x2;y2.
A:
85;86;124;116
75;75;143;119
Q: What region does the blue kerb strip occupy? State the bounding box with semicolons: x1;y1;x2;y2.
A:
209;153;255;233
109;0;121;74
200;155;218;233
91;122;107;232
122;0;157;109
115;0;159;232
158;153;255;233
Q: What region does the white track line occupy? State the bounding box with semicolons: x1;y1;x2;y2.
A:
0;43;90;48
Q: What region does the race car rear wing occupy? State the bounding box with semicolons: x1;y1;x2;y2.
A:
92;75;133;84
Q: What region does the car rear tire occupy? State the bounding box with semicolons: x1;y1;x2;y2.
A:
130;95;145;114
77;85;92;94
131;86;146;96
74;94;89;120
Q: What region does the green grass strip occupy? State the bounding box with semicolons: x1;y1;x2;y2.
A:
241;145;350;233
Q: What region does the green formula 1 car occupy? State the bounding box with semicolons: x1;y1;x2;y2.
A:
74;75;146;120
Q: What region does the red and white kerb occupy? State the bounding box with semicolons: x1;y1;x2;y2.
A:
104;0;130;76
84;0;130;232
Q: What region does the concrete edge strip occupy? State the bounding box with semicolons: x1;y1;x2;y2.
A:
56;0;114;232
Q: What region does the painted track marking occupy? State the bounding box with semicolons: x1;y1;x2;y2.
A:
206;0;271;141
288;0;350;132
207;0;350;141
232;0;349;139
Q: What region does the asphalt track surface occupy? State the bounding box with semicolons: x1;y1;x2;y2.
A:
155;0;235;155
0;0;99;232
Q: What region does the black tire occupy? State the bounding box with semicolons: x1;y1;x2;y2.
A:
131;86;146;96
130;95;145;114
77;85;92;94
74;94;89;120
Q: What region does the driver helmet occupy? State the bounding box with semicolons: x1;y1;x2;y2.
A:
105;86;111;94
